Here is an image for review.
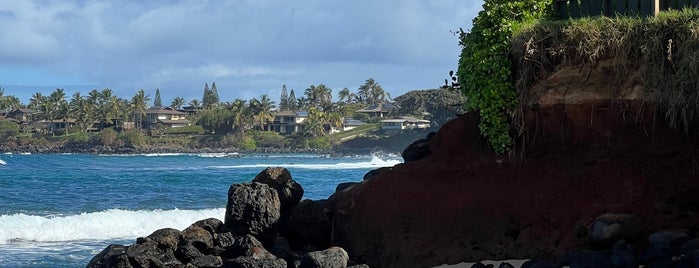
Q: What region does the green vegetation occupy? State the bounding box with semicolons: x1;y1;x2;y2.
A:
458;0;553;154
511;8;699;136
0;76;456;153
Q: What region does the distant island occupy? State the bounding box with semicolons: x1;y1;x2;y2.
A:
0;79;462;155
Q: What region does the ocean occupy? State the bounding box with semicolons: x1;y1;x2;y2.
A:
0;152;402;267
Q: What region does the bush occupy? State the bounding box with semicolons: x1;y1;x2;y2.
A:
99;128;118;146
308;136;332;150
235;135;257;151
0;121;19;141
254;131;286;148
118;130;145;148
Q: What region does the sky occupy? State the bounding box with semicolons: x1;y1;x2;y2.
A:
0;0;483;106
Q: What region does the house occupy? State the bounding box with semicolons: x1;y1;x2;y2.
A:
179;105;202;116
355;101;398;118
268;110;307;134
7;108;39;123
145;106;190;128
380;117;431;131
342;118;364;132
35;118;77;133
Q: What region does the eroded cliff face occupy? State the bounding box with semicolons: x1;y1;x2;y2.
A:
328;62;699;268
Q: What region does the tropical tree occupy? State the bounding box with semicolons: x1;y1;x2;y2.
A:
303;107;327;137
189;99;201;108
28;92;45;110
358;78;385;104
304;84;332;110
171;97;186;110
98;88;118;130
338;87;353;104
70;92;96;132
131;89;150;129
198;107;233;134
229;98;252;134
249;94;276;131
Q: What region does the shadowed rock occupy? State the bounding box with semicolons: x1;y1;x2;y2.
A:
299;247;349;268
223;246;287;268
181;225;214;254
589;213;642;247
86;244;130;268
401;131;436;162
225;182;281;241
284;199;332;249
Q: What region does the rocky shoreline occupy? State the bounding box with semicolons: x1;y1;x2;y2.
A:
87;167;367;268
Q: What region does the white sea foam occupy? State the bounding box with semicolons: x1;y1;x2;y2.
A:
0;159;6;166
0;208;225;244
209;154;402;170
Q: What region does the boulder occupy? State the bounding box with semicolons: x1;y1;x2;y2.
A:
222;246;287;268
362;167;392;181
520;260;561;268
498;262;515;268
283;199;332;249
610;240;638;268
225;182;281;240
220;234;264;259
299;247;349;268
86;244;130;268
126;242;182;268
252;167;304;218
335;182;360;193
559;249;614;268
146;228;181;250
401;131;436;162
649;229;692;252
181;225;214;253
191;218;224;235
589;213;642;246
175;244;204;263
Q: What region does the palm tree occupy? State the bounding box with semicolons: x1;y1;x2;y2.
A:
338;87;352;104
250;94;276;131
171;97;186;110
304;84;332;110
303;107;327;137
28;92;44;110
131;89;150;129
189;99;201;108
70;92;96;132
358;78;385;104
48;88;68;135
98;88;118;129
230;99;252;134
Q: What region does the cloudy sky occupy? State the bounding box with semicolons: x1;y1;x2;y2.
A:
0;0;483;105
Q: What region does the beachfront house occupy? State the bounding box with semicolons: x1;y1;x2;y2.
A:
145;106;191;128
342;118;365;132
380;117;431;132
268;110;307;134
355;101;397;118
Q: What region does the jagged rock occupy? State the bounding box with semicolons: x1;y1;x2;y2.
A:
225;182;281;240
86;244;130;268
559;249;614;268
216;232;237;249
219;234;264;259
222;246;287;268
190;255;223;268
146;228;182;250
589;213;642;246
181;225;214;253
175;244;204;263
283;199;331;249
252;167;304;219
192;218;224;236
299;247;349;268
126;241;182;268
401;131;435;162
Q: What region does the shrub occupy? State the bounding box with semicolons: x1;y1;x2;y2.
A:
99;128;118;146
254;131;286;148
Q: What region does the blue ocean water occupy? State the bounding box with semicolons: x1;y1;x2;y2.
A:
0;153;401;267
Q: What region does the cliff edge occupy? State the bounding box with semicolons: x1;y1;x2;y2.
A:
328;59;699;268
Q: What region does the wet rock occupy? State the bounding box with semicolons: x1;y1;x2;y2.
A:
401;131;435;162
299;246;349;268
252;167;304;219
181;225;214;253
225;182;281;241
222;246;287;268
86;244;130;268
283;199;331;249
589;213;642;246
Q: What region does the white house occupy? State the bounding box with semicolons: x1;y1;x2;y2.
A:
380;117;431;131
145;106;190;128
269;110;308;134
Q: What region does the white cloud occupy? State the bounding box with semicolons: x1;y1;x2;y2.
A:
0;0;484;103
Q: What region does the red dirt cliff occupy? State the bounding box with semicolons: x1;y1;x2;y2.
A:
328;63;699;268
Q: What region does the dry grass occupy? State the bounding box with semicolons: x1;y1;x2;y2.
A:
511;8;699;135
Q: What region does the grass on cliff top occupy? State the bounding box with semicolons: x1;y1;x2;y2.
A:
511;8;699;135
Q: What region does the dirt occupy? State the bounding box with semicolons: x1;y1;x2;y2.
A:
327;62;699;268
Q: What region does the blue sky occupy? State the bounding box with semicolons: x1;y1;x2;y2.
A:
0;1;483;105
